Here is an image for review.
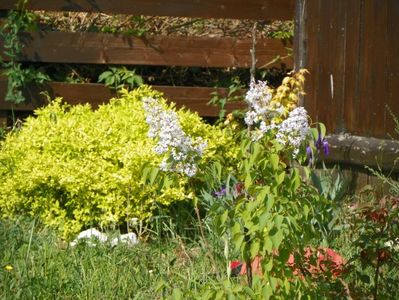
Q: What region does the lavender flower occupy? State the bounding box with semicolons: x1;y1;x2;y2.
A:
214;186;227;198
315;126;330;156
322;140;330;155
142;97;207;177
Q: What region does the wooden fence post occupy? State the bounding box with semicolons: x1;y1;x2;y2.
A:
294;0;306;106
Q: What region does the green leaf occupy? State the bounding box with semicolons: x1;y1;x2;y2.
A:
247;223;260;235
98;71;112;82
246;199;260;213
266;195;275;212
248;143;261;168
264;237;273;254
161;175;172;189
245;173;252;190
220;210;229;226
318;122;326;137
290;168;301;191
310;128;319;140
274;215;284;229
231;221;241;236
262;285;273;300
213;161;222;180
256;186;269;203
269;277;278;292
275;171;285;185
264;257;273;272
149;167;159;185
250;240;260;258
243;287;255;298
303;204;310;219
233;234;245;250
269;153;279;171
141;166;150;183
258;212;270;231
271;229;284;249
135;75;143;86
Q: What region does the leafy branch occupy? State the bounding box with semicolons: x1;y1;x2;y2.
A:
0;0;50;104
98;66;143;91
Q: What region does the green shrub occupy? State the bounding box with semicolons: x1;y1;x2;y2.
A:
0;85;237;239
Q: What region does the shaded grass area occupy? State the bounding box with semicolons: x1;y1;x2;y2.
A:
0;218;222;299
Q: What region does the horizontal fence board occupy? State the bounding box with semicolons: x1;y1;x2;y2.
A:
0;79;246;116
0;31;293;68
323;134;399;172
0;0;295;20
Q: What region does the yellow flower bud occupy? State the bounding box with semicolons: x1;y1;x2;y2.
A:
4;265;13;271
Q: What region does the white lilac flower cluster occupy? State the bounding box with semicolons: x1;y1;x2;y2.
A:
244;80;310;155
275;107;310;156
142;97;207;177
244;80;273;126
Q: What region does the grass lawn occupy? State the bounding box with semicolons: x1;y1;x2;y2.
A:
0;218;225;299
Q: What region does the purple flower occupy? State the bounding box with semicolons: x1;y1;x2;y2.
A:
322;140;329;156
315;135;323;150
214;186;226;198
315;125;329;156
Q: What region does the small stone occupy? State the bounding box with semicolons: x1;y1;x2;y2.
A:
111;232;139;247
69;228;108;247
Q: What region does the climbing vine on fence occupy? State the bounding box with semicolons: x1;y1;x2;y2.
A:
0;0;49;104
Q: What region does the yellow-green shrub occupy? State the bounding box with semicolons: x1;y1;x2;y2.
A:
0;86;237;238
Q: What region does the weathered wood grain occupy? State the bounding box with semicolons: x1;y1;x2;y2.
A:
297;0;399;139
0;31;293;69
323;134;399;172
343;0;362;135
386;0;399;137
0;79;246;116
0;0;295;20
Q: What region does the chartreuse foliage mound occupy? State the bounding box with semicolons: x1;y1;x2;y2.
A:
0;86;237;238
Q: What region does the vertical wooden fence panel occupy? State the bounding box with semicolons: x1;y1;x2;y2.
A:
343;0;362;135
297;0;399;139
387;0;399;137
359;0;388;137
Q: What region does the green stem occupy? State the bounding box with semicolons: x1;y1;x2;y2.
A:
373;256;381;300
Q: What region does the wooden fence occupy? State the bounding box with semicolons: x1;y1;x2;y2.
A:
295;0;399;140
292;0;399;182
0;0;294;118
0;0;295;20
